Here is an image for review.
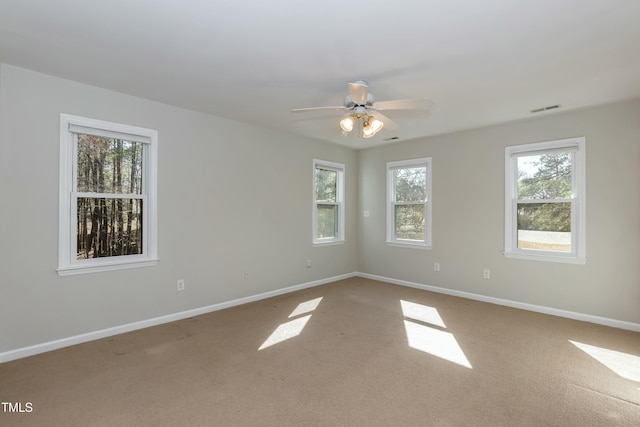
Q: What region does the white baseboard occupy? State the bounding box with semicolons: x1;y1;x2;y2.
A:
0;272;357;363
357;272;640;333
2;270;638;363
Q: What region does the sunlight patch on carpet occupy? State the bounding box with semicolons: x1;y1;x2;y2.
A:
570;340;640;382
400;300;446;328
401;300;472;369
259;297;323;350
259;315;312;350
403;321;472;368
289;297;323;318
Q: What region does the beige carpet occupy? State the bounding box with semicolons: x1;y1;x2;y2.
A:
1;277;639;426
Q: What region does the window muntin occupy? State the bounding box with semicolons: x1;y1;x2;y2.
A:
313;160;345;244
58;114;158;275
387;158;432;248
505;138;585;263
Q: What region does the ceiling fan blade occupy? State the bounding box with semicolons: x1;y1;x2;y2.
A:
290;106;347;113
370;112;399;131
348;81;369;105
372;99;434;111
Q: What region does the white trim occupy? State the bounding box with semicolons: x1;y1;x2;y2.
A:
58;114;158;275
504;137;586;264
386;157;432;248
312;240;345;247
312;159;345;245
68;124;152;144
503;251;586;264
385;241;431;250
0;273;356;363
357;272;639;332
3;270;638;363
57;258;158;276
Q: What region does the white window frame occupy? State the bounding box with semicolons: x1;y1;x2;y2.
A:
386;157;432;249
312;159;345;245
57;114;158;276
504;137;586;264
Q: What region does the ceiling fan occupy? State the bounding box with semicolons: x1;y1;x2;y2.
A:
291;80;433;139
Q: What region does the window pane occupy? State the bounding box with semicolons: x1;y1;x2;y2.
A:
316;204;337;239
394;167;426;202
76;197;143;259
395;204;425;240
517;152;572;200
517;202;571;252
315;168;337;202
77;134;144;194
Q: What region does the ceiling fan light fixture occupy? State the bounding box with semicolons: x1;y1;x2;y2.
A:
369;118;383;133
292;80;429;142
340;116;354;132
362;117;384;138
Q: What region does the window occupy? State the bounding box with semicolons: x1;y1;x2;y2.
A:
58;114;158;275
504;137;586;263
386;158;432;248
313;159;345;245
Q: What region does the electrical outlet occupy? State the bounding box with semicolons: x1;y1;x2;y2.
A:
177;279;185;291
483;269;491;279
434;262;440;271
306;259;312;268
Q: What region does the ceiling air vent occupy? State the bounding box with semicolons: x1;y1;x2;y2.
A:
530;104;561;114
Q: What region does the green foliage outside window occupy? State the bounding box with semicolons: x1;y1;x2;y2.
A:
517;152;572;233
315;168;337;202
315;167;338;239
394;167;426;240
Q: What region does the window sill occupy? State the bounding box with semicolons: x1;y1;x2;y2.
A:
57;259;159;276
312;240;345;247
503;251;586;265
386;241;431;250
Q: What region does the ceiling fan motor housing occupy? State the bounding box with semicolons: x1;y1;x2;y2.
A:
352;106;368;119
344;93;375;108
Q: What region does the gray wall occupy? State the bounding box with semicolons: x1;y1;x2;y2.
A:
0;64;358;353
358;98;640;324
1;63;639;356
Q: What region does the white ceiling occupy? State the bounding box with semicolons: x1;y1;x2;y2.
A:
1;0;639;149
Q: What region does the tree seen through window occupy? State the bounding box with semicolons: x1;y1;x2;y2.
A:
76;134;144;259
